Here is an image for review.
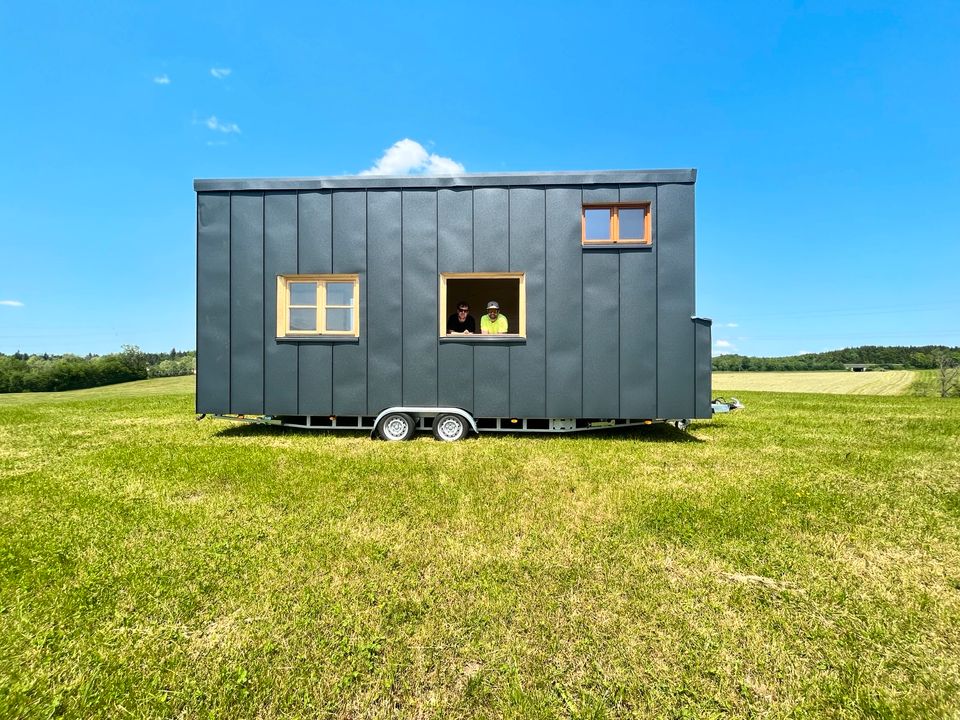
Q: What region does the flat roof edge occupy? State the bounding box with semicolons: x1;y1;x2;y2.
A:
194;169;696;192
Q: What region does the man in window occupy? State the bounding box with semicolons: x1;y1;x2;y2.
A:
447;301;476;334
481;301;508;334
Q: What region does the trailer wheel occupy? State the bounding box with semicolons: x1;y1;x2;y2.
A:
432;413;468;442
674;419;690;431
376;412;416;441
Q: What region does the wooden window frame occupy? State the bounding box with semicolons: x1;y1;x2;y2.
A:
581;203;652;246
438;272;526;338
276;274;360;338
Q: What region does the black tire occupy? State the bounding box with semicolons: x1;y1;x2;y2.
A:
432;413;468;442
376;412;416;441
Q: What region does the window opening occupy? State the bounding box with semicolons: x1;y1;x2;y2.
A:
439;272;526;338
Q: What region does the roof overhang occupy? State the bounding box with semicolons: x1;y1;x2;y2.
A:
194;169;697;192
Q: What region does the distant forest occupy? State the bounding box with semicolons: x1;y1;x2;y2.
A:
712;345;960;372
0;347;195;393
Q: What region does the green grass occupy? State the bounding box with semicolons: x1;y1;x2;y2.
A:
2;380;959;718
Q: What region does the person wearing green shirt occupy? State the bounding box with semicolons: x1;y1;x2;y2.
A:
481;300;508;334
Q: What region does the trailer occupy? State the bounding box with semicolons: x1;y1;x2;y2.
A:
195;169;712;440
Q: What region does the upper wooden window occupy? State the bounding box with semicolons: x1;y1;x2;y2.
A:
276;274;360;338
582;204;651;245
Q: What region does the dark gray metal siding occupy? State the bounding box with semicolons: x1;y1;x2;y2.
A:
437;189;474;412
656;183;696;419
401;190;438;408
263;192;298;416
229;193;264;414
331;191;366;415
196;172;708;422
297;191;332;414
544;187;583;418
473;188;510;419
366;190;403;412
508;187;546;418
196;193;230;414
694;318;713;418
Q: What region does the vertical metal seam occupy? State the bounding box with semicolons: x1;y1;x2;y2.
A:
435;189;439;405
617;183;623;417
655;185;659;419
507;186;511;418
365;190;369;415
295;192;300;416
330;192;334;413
194;194;199;413
228;192;233;414
400;189;404;404
261;192;266;415
471;188;475;415
543;186;547;417
580;186;584;418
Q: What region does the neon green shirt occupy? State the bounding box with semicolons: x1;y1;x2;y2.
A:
481;313;509;334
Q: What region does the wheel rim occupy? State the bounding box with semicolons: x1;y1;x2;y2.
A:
436;416;464;441
382;415;410;440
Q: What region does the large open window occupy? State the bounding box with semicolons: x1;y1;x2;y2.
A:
582;204;652;245
439;272;525;338
276;274;360;338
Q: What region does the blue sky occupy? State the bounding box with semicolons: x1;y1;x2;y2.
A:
1;1;957;357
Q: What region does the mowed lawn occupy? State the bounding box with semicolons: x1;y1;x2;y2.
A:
713;370;920;395
2;380;959;718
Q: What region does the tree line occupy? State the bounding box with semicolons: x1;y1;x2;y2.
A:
712;345;960;372
0;347;195;393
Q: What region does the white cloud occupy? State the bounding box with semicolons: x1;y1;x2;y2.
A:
721;322;739;328
204;115;241;134
715;339;734;349
210;67;232;79
360;138;465;176
153;74;170;85
0;300;24;307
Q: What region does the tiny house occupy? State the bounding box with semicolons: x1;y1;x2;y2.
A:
194;169;712;440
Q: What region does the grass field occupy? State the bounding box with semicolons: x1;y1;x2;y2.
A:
712;370;922;396
2;379;959;718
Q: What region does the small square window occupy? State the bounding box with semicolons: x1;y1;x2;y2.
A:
277;274;360;337
581;204;652;245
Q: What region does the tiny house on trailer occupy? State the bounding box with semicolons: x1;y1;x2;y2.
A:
195;169;712;440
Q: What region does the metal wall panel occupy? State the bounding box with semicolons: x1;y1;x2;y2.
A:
582;185;619;206
366;190;403;412
401;190;438;407
438;188;474;411
229;193;264;413
263;192;299;415
473;187;510;417
582;251;620;416
508;187;546;417
618;185;658;417
657;183;696;419
473;347;510;418
694;319;712;419
332;191;367;415
297;191;333;414
196;193;231;414
545;187;583;418
473;188;509;270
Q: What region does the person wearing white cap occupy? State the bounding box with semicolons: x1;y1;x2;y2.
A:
480;300;508;334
